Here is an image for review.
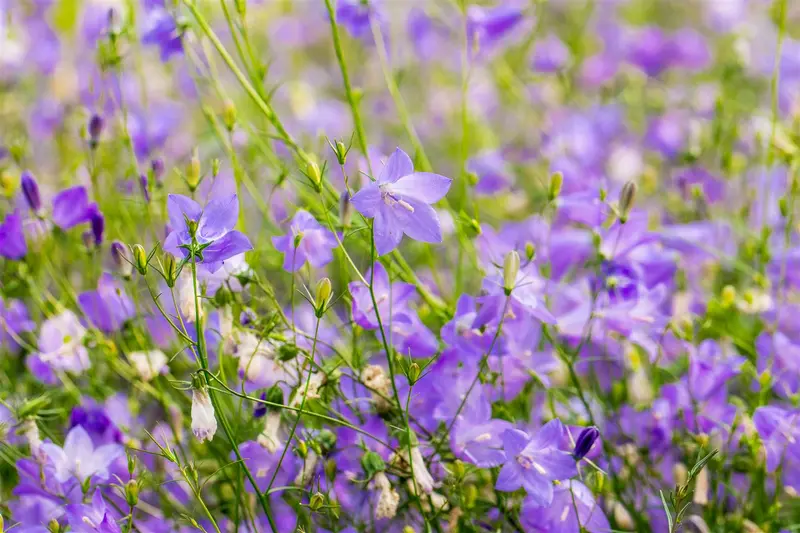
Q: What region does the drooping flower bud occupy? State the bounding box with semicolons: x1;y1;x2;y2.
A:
503;250;520;294
548;171;563;202
573;426;600;460
294;447;319;486
21;172;42;214
111;241;132;278
618;181;637;223
88;114;104;148
191;385;217;442
132;244;148;275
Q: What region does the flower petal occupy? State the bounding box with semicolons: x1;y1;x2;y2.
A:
350;182;382;218
373;208;404;256
167;194;202;232
502;428;531;457
399;199;443;244
495;461;523;492
378;148;414;184
198;194;239;241
52;186;91;229
202;231;253;272
389;172;452;203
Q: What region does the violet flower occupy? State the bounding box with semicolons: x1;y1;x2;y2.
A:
141;6;183;61
33;310;90;376
164;193;253;273
40;425;123;483
271;210;339;272
52;186;99;230
495;420;577;507
65;490;121;533
753;406;800;472
78;274;135;333
350;148;452;256
1;297;35;353
348;262;416;330
521;480;611;532
0;210;27;259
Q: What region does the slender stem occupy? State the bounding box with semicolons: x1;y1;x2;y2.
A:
323;0;373;177
190;253;278;533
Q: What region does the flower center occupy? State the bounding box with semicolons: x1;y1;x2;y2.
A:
380;186;415;212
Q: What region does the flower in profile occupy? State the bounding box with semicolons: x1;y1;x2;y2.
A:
336;0;384;41
466;2;526;60
40;425;123;483
52;186;99;230
495;420;577;507
78;273;135;333
573;426;600;460
164;193;253;273
271;210;338;272
141;5;183;61
0;210;26;259
191;385;217;442
350;148;452;256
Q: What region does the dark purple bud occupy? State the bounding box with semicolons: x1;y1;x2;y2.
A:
88;114;104;147
90;209;105;246
150;158;165;185
139;174;150;203
240;308;257;326
573;426;600;460
111;240;132;277
254;392;268;419
21;171;42;213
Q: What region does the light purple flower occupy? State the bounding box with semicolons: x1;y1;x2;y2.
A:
33;310;90;375
348;262;416;330
350;148;452;256
141;6;183;61
753;406;800;472
0;210;27;259
1;297;35;353
271;210;338;272
78;273;136;333
40;425;123;483
164;193;253;273
52;186;98;230
521;480;610;532
65;490;121;533
495;420;577;507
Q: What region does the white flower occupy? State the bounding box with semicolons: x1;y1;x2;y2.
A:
362;365;391;413
218;305;233;340
129;350;168;381
257;412;283;453
176;270;203;322
21;419;44;463
294;449;319;486
191;388;217;442
373;471;400;519
37;310;90;374
291;372;327;407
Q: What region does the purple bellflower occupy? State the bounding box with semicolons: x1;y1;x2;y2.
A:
164;194;253;273
350;148;452;256
52;186;99;230
65;490;121;533
78;273;135;333
495;420;577;507
348;262;416;330
40;425;123;483
271;210;339;272
521;480;611;532
0;210;26;259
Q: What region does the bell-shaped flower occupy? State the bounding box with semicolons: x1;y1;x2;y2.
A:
271;210;338;272
40;425;123;483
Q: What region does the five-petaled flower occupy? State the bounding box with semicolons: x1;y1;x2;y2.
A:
350;148;452;256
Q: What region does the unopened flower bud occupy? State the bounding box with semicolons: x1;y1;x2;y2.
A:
48;518;60;533
186;149;201;191
211;158;221;177
307;160;322;191
88;114;104;148
618;181;637;223
139;174;150;203
127;454;136;475
503;250;520;294
164;254;180;287
548;171;563;201
573;426;600;460
0;170;17;197
335;140;348;165
361;450;386;479
90;210;104;246
222;99;237;131
129;350;168;382
125;479;139;506
779;196;789;218
464;484;478;509
315;278;332;315
297;439;309;458
407;362;421;384
721;285;736;307
309;492;325;511
340;191;352;228
111;241;132;278
525;242;536;261
21;171;42;214
235;0;246;16
278;343;299;361
150;158;165;185
132;244;148;275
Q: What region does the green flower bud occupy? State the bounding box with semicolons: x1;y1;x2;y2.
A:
235;0;246;16
127;454;136;475
466;171;479;187
307;160;322;192
407;362;421;384
452;460;466;479
214;285;233;307
334;140;348;165
265;384;285;407
48;518;60;533
619;181;637;223
222;99;237;131
317;429;337;452
721;285;736;307
503;250;520;294
297;439;308;458
309;492;325;511
125;479;139;506
361;450;386;479
315;278;332;316
464;484;478;509
548;171;563;202
278;343;299;362
211;158;221;177
132;244;148;275
186;149;201;191
780;196;789;218
164;254;179;287
325;458;337;481
525;242;536;262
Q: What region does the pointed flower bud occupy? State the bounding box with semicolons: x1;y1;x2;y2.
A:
124;479;140;506
21;171;42;214
525;242;536;262
407;362;421;384
361;450;386;480
307;160;322;192
132;244;148;275
315;277;332;316
88;114;104;148
90;210;104;246
573;426;600;460
222;99;237;131
111;241;132;278
191;385;217;443
619;181;637;223
186;149;201;191
335;140;348;165
548;171;563;202
164;253;179;287
503;250;520;294
309;492;325;511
